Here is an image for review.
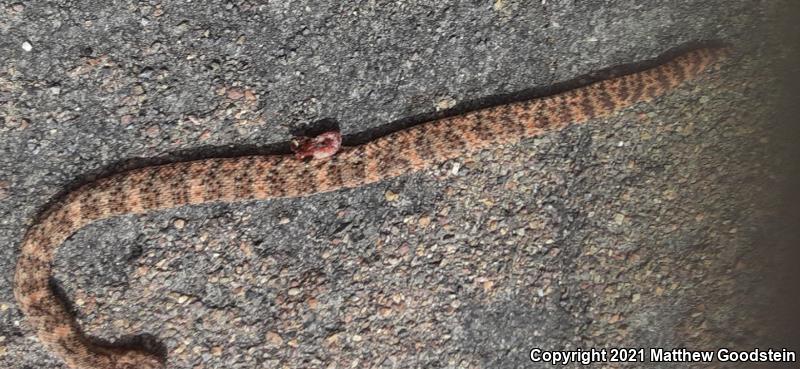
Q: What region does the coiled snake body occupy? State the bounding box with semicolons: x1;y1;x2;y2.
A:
14;46;729;369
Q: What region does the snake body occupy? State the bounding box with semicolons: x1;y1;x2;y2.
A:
14;46;728;369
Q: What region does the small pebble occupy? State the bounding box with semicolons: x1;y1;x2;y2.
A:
325;333;340;346
21;41;32;52
451;162;461;175
145;125;160;137
435;97;456;111
266;332;283;346
227;88;244;100
418;216;431;227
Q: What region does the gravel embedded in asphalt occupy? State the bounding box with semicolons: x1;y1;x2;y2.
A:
1;1;798;368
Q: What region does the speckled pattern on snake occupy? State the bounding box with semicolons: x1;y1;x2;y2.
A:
13;46;729;369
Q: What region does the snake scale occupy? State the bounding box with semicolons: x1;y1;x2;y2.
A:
13;46;729;369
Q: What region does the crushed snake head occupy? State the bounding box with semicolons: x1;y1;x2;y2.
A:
290;131;342;160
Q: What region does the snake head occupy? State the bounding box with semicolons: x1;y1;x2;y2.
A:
290;131;342;160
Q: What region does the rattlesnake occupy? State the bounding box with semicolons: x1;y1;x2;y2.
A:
13;45;729;369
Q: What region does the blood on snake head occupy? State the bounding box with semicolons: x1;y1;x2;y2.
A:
290;131;342;160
